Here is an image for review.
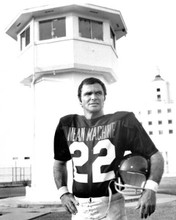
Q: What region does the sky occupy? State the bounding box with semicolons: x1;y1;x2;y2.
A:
0;0;176;162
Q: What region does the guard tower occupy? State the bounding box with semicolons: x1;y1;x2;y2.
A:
6;3;127;201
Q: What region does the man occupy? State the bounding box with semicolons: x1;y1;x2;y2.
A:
53;77;164;220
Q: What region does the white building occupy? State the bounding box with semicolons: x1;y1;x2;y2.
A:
6;3;127;201
136;75;176;176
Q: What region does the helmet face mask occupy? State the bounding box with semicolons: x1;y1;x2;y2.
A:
114;154;149;195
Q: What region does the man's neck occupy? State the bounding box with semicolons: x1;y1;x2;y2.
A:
84;110;104;120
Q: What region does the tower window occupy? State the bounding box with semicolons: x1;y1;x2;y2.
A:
20;26;30;50
157;94;161;101
167;108;172;113
158;120;162;125
156;88;160;92
168;120;172;124
110;27;116;48
159;130;163;135
39;17;66;40
157;109;162;114
79;17;103;40
149;131;153;135
148;121;152;125
169;130;173;134
148;110;152;115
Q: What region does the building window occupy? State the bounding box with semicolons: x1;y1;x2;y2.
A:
168;120;172;124
20;27;30;50
158;120;162;125
39;17;66;40
148;121;152;125
156;88;160;92
79;17;103;40
159;130;163;135
167;108;172;113
157;94;161;101
148;110;152;115
149;131;153;135
169;130;173;134
110;27;116;48
157;109;162;114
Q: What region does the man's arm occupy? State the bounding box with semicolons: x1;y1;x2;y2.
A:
148;151;164;184
53;160;79;215
53;160;68;190
137;151;164;219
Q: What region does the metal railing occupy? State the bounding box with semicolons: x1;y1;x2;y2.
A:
0;166;31;186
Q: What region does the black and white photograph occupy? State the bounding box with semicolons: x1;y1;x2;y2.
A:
0;0;176;219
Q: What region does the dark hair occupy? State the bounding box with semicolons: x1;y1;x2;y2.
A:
78;77;107;102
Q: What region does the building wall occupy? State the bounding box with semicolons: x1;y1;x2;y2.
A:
136;80;176;176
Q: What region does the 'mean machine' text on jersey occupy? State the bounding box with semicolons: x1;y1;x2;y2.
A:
67;122;116;142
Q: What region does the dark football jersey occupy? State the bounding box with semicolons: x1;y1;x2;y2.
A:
54;111;158;198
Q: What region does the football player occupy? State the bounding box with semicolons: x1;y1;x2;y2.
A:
53;77;164;219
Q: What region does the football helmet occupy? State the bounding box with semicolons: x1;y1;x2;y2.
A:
114;154;149;195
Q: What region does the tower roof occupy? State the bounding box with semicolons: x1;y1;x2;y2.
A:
153;75;164;81
6;3;127;40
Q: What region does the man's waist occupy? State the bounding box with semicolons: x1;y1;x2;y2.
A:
74;192;123;203
73;180;117;198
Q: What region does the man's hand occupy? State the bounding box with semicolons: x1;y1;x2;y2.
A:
136;189;156;219
61;193;79;215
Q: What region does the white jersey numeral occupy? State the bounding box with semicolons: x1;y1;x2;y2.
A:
93;139;116;182
70;140;116;183
69;142;88;183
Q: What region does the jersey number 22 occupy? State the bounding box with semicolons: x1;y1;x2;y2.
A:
70;139;116;183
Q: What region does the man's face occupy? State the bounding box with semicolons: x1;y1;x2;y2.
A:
80;83;105;117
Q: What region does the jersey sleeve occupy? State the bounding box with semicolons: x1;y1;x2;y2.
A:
123;113;158;158
54;119;71;161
